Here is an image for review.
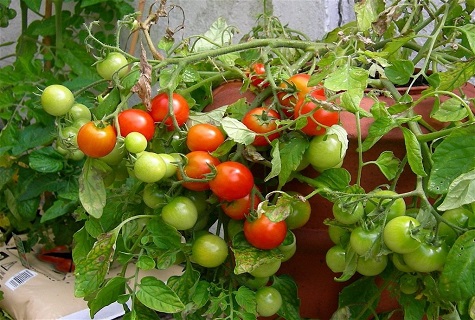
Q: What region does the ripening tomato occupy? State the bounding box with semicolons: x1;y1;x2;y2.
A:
332;198;365;225
383;216;421;254
304;133;346;172
402;241;448;273
364;190;406;221
77;121;117;158
294;91;339;136
41;84;75;116
255;286;282;317
209;161;254;201
243;214;287;250
96;52;128;80
350;226;382;256
242;107;281;146
248;62;269;89
285;192;311;229
186;123;225;152
356;254;388;276
178;151;221;191
150;92;189;130
118;109;155;140
277;73;324;115
192;233;229;268
161;196;198;230
133;151;167;183
437;207;472;246
325;245;346;273
221;193;260;220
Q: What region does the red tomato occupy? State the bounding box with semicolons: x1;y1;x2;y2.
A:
209;161;254;201
177;151;221;191
77;121;117;158
118;109;155;140
249;62;269;89
186;123;225;152
244;214;287;250
294;91;339;136
150;92;189;130
221;193;260;220
242;107;280;146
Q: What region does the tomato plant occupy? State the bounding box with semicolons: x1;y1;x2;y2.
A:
365;190;406;221
242;107;281;146
186;123;225;152
161;196;198;230
178;151;221;191
304;132;346;171
209;161;254;201
191;233;228;268
150;92;189;130
255;286;282;317
96;52;129;80
243;214;287;250
118;109;155;140
77;121;117;158
248;62;269;89
277;73;323;113
41;84;75;116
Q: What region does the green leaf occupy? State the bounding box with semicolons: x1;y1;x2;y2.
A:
22;0;41;13
167;261;200;305
428;126;475;194
314;168;352;193
193;18;234;52
273;275;301;320
79;159;107;219
93;88;121;119
28;147;64;173
276;133;309;188
439;230;475;301
459;24;475;55
433;60;475;92
438;170;475;211
361;117;397;151
221;117;255;145
385;60;414;85
74;231;119;297
401;127;426;177
354;0;383;32
88;277;126;317
40;199;78;223
265;141;281;182
324;65;368;92
136;276;185;313
373;151;401;180
338;276;380;319
234;286;256;314
72;227;95;264
137;255;156;270
232;233;283;275
340;89;364;113
431;98;468;122
11;124;54;156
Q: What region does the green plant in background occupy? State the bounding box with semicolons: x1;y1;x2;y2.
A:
1;0;475;319
0;0;134;247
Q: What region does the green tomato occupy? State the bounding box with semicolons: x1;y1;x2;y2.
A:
365;190;406;221
191;233;228;268
161;196;198;230
350;226;382;256
96;52;128;80
142;183;168;209
134;151;167;183
399;274;419;295
242;275;269;290
41;84;75;116
100;141;126;166
356;254;388;276
255;286;282;317
250;260;281;278
402;241;448;273
325;244;346;273
391;253;415;273
328;225;350;245
68;103;91;122
438;207;471;247
227;219;244;241
383;216;421;254
125;132;148;153
278;231;297;262
304;134;345;172
285;192;311;229
158;153;178;178
332;199;365;225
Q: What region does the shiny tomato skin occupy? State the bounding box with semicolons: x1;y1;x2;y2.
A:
277;73;324;116
356;255;388;276
178;151;221;191
186;123;225;152
150;92;189;130
249;62;269;89
243;214;287;250
242;107;280;146
77;121;117;158
383;216;421;254
402;241;448;273
221;193;260;220
118;109;155;140
209;161;254;201
294;92;339;136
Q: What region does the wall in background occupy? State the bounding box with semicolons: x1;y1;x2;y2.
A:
0;0;355;65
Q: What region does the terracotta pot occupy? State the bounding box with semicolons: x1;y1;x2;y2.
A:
209;80;475;319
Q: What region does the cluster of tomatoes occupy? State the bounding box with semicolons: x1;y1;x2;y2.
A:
40;53;347;317
325;187;472;295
